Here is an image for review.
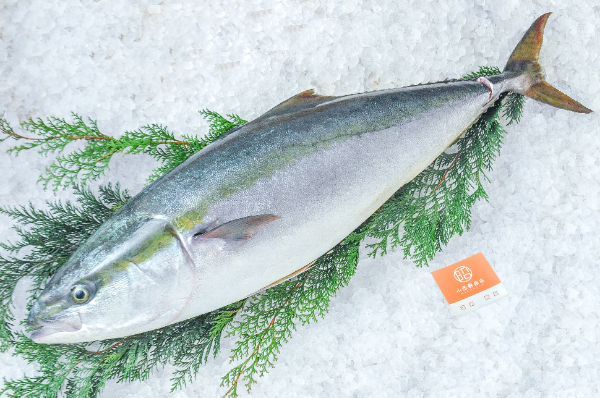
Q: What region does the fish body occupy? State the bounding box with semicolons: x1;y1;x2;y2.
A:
28;14;591;344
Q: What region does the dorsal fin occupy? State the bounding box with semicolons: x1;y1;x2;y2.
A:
254;89;336;122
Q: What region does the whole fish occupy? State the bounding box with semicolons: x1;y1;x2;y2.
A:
28;13;591;343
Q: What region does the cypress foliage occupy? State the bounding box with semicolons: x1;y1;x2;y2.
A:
0;67;524;397
0;111;246;189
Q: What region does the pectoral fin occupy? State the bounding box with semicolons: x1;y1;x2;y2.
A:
197;214;280;244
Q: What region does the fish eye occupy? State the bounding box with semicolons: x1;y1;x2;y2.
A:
72;286;90;303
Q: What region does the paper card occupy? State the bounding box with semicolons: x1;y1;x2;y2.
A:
431;252;508;317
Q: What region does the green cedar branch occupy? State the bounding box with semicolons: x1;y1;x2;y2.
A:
0;111;247;190
3;304;241;398
221;233;362;397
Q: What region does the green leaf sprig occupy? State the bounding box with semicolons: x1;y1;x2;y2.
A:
0;111;246;190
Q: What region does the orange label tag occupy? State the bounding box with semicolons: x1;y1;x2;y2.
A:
431;253;508;317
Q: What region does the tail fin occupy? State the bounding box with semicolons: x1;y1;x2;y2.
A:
504;13;592;114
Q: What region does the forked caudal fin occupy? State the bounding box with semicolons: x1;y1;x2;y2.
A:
503;12;592;114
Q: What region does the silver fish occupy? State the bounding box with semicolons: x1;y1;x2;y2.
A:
28;13;591;344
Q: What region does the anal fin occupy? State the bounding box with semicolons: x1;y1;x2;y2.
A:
248;260;316;297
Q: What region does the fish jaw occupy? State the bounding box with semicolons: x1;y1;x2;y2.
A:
28;303;83;344
30;321;82;344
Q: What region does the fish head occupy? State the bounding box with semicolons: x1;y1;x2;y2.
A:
28;217;196;344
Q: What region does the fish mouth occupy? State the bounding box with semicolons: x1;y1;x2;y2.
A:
28;312;83;344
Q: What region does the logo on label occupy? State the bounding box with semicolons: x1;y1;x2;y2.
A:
431;253;507;317
453;266;472;282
